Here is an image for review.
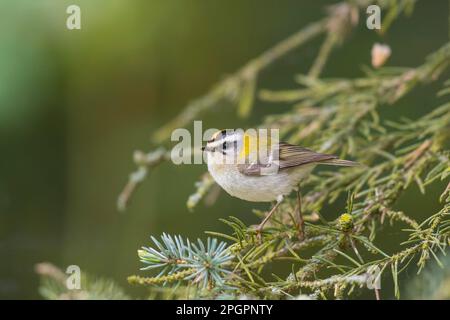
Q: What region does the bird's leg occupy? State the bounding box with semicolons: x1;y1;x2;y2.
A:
296;189;305;241
256;195;283;241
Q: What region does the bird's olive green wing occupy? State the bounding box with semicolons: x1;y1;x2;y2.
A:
237;162;275;176
237;142;337;176
278;142;337;169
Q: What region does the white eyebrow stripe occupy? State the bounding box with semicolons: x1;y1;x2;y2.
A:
208;134;238;148
207;141;222;148
224;135;238;143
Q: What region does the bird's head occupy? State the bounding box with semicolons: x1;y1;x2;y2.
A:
202;129;276;165
202;129;243;165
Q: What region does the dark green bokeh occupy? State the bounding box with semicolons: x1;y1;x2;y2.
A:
0;0;448;299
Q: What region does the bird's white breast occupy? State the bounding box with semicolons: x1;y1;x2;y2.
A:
207;160;314;202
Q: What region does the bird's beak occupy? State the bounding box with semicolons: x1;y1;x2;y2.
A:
202;145;212;152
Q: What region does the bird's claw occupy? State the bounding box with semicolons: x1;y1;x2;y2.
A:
254;226;263;244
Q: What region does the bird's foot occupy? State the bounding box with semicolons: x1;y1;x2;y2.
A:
255;225;264;244
296;189;305;241
297;224;305;241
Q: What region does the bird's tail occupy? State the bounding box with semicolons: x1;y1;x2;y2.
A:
319;158;361;167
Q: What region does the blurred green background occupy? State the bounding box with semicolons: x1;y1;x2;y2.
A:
0;0;448;299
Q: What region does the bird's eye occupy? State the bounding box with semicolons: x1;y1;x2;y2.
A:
222;142;227;150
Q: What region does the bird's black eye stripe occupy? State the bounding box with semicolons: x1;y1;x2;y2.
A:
221;142;227;155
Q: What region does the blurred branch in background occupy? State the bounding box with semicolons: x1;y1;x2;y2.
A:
152;20;327;143
117;148;170;212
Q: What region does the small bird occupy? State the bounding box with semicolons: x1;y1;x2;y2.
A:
202;129;359;239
